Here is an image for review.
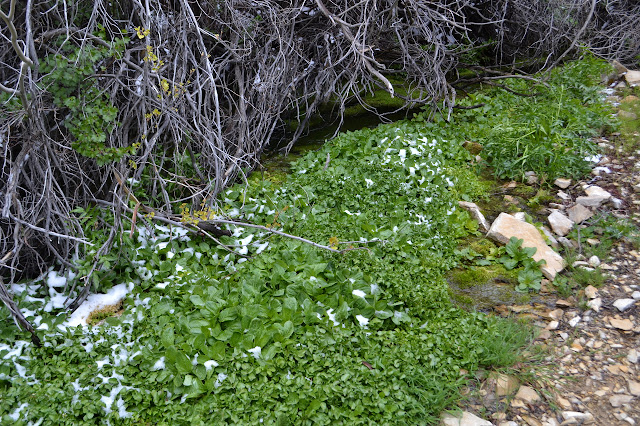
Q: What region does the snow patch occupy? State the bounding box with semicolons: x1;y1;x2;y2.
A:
352;289;366;298
204;360;218;371
356;315;369;327
65;283;129;327
248;346;262;359
152;357;166;371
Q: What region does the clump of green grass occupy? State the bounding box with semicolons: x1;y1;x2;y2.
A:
446;55;615;182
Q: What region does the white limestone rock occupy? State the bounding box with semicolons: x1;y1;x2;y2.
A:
548;211;574;237
487;213;564;280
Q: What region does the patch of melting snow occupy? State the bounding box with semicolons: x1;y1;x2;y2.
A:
255;241;269;254
325;308;340;326
248;346;262;359
1;340;29;359
9;403;28;421
96;357;110;369
204;360;218;371
593;166;611;174
356;315;369;328
65;283;130;327
214;372;227;388
100;384;130;416
152;357;166;371
352;289;366;298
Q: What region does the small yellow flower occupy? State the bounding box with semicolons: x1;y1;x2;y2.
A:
329;236;339;249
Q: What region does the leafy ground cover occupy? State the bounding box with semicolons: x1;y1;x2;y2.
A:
0;57;614;424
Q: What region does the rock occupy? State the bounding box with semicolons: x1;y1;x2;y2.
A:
566;204;593;224
556;397;572;410
561;412;594;422
632;291;640;300
542;228;559;249
492;373;520;397
515;386;541;404
547;320;559;330
587;298;602;312
584;285;598;299
554;178;571;189
498;422;518;426
557;237;576;249
609;394;634;407
571;260;591;269
458;201;491;233
487;213;565;280
613;299;635;312
538;329;552;340
618;110;638;120
576;196;605;208
588;256;600;267
441;411;493;426
557;191;571;201
629;380;640;397
633;184;640;193
628;349;639;364
548;211;574;236
525;171;538;184
556;299;574;308
547;308;564;320
568;316;581;327
625;69;640;86
610;318;633;331
521;415;543;426
576;186;612;208
584;186;610;198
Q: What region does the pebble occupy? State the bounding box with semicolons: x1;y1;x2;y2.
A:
632;291;640;300
561;412;593;422
588;256;601;267
515;386;541;404
610;317;634;330
584;285;598;299
609;394;634;407
613;299;636;312
547;321;560;330
629;380;640;396
568;316;581;327
628;349;639;364
587;298;602;312
554;178;572;189
441;411;492;426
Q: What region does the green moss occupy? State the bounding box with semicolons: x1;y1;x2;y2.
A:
449;290;475;306
511;184;537;198
87;302;122;325
469;239;498;257
448;264;517;289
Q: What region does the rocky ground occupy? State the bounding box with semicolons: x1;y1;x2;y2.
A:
443;78;640;425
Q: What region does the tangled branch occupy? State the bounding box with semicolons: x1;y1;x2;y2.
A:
1;0;639;339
